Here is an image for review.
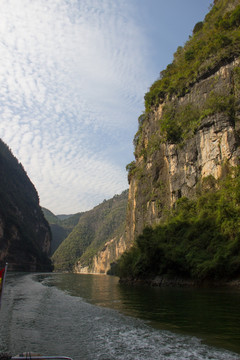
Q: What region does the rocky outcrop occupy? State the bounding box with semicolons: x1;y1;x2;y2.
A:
74;235;127;274
126;58;240;243
0;139;52;271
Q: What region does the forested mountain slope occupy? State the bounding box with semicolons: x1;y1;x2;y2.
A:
52;190;128;272
42;208;82;255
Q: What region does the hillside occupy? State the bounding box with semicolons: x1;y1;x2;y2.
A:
144;0;240;113
0;139;52;271
52;190;128;272
42;208;82;255
118;0;240;283
42;207;60;225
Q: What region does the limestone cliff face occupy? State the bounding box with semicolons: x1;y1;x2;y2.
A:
125;58;240;243
72;57;240;275
80;59;240;274
76;1;240;274
74;235;127;274
0;139;52;271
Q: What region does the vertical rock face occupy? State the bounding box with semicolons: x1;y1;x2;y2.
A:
79;62;240;275
91;235;127;274
125;59;240;244
0;139;52;271
74;235;127;274
80;1;240;274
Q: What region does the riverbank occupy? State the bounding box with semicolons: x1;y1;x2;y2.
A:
119;275;240;288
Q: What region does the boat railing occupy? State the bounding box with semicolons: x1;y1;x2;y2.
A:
11;355;73;360
12;357;73;360
0;355;73;360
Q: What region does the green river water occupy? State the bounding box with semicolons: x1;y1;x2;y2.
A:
0;272;239;359
47;273;240;355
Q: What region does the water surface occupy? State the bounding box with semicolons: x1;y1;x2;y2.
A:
43;273;240;354
0;272;239;360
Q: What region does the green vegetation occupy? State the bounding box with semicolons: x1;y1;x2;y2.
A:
42;207;82;255
52;190;128;271
124;0;240;283
160;102;201;143
42;208;60;224
127;0;240;167
159;91;236;144
126;161;137;183
117;167;240;281
144;0;240;112
42;208;82;228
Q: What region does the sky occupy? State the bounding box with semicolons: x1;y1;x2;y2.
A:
0;0;212;215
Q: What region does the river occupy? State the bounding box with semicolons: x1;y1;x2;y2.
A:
0;272;240;360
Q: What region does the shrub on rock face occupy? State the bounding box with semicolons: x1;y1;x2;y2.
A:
193;21;204;34
144;0;240;111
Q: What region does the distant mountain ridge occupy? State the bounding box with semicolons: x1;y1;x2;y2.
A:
57;214;75;221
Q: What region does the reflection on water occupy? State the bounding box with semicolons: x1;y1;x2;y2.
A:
41;273;240;355
41;273;121;307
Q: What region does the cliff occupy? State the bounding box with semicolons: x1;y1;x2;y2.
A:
77;0;240;277
75;235;127;274
125;0;240;244
0;139;52;271
112;0;240;282
126;58;240;243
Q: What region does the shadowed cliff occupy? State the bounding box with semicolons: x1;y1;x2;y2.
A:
0;139;52;271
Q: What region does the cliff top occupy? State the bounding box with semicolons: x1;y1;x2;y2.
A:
144;0;240;111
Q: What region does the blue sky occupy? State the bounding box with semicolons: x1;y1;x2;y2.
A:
0;0;212;214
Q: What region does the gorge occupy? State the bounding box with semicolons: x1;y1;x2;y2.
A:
1;0;240;282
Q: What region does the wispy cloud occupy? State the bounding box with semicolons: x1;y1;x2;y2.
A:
0;0;151;213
